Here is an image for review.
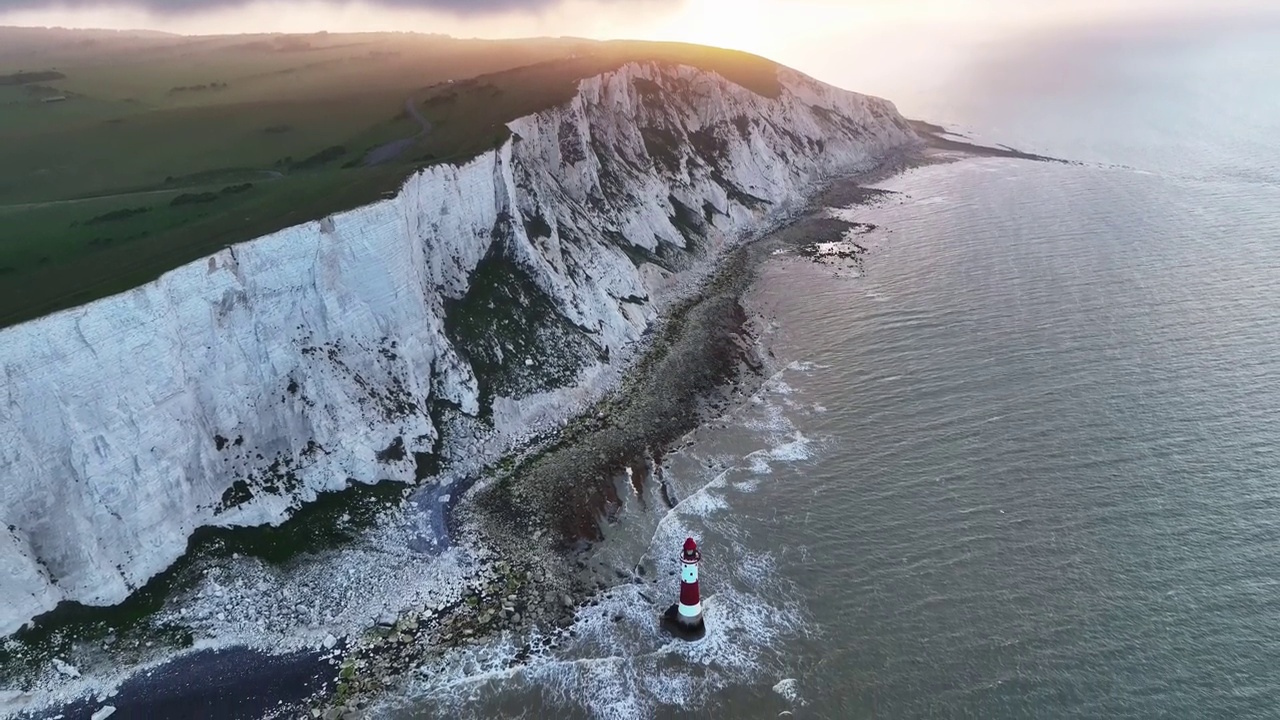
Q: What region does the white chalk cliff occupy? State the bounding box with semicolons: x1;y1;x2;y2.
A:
0;61;917;635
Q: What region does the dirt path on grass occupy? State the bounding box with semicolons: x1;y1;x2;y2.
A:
361;97;433;167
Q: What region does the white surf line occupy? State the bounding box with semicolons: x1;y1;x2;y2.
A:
639;360;819;560
387;611;704;718
408;625;708;696
394;583;771;715
391;548;803;719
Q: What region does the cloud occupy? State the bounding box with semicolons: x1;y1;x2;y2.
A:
0;0;664;16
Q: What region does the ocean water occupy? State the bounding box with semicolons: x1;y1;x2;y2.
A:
380;16;1280;720
735;156;1280;718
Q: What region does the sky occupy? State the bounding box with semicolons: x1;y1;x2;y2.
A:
2;0;1277;114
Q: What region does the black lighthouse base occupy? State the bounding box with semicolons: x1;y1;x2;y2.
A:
660;603;706;641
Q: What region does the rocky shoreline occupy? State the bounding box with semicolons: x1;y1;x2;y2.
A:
303;157;932;719
0;152;913;720
304;263;767;719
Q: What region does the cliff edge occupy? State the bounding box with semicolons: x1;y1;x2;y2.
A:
0;60;918;636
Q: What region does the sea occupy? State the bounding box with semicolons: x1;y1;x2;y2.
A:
377;14;1280;720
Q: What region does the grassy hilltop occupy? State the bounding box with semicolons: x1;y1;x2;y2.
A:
0;27;781;329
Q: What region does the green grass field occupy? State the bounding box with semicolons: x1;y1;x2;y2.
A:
0;28;782;329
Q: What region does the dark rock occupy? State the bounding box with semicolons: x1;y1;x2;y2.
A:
660;603;706;641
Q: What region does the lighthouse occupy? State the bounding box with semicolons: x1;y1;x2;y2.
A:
661;537;707;640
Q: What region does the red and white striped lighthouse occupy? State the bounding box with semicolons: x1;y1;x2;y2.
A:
677;537;703;626
662;536;706;639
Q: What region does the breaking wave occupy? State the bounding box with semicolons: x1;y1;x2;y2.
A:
379;361;825;719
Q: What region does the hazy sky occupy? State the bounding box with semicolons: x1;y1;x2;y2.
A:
2;0;1276;112
2;0;1267;35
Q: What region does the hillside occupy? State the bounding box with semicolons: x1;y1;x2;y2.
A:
0;28;787;329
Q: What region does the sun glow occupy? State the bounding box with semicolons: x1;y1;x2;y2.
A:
1;0;1273;109
655;0;774;51
646;0;896;57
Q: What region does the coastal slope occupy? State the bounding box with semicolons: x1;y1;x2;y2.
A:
0;60;918;636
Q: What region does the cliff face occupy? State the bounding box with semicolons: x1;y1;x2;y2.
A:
0;62;917;635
